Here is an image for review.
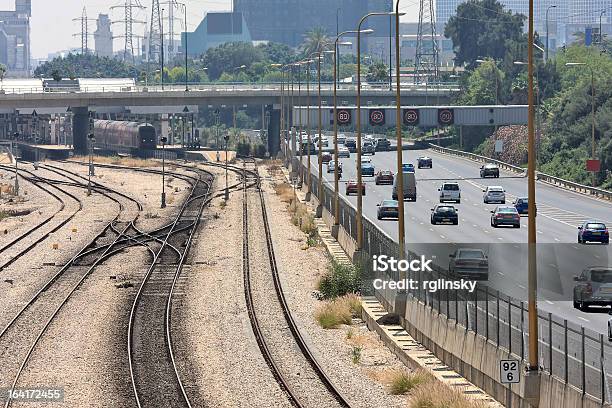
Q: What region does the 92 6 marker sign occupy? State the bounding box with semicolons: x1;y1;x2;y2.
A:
500;360;520;384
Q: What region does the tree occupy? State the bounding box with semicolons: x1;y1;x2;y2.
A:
459;58;505;105
445;0;525;67
301;26;330;56
34;53;132;78
367;61;389;82
0;64;6;90
51;70;62;82
257;42;295;64
201;42;264;80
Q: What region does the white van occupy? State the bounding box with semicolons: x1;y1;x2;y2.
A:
439;182;461;203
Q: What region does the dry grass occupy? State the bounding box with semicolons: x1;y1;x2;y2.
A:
74;155;157;168
315;294;363;329
388;369;433;395
0;184;15;195
274;182;295;203
315;299;352;329
410;379;487;408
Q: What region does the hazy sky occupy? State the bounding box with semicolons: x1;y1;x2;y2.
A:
0;0;416;59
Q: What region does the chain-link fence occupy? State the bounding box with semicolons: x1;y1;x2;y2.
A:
290;155;612;403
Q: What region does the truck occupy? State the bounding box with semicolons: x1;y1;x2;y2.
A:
392;171;417;201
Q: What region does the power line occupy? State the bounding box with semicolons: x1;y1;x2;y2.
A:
111;0;147;62
149;0;162;62
72;7;96;55
415;0;439;83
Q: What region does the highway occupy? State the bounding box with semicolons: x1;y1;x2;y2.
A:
305;145;612;393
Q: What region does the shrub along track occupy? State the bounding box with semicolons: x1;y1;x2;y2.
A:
236;158;353;408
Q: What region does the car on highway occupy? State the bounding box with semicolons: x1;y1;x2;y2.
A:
449;248;489;279
337;146;350;158
438;182;461;203
361;162;375;176
362;141;376;155
417;156;432;168
578;221;609;244
402;163;415;173
375;170;394;185
345;180;365;195
337;134;347;144
375;138;391;151
512;197;535;215
345;138;357;153
608;311;612;341
483;186;506;204
313;134;329;148
490;206;521;228
573;267;612;310
430;205;459;225
377;200;399;220
300;140;316;154
480;163;500;178
393;172;417;201
321;152;333;164
360;156;372;164
327;160;342;173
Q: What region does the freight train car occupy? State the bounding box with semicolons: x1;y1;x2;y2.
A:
93;120;156;156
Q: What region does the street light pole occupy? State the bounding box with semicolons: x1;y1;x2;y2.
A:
600;10;606;47
161;136;167;208
317;53;324;210
545;5;557;61
183;3;188;91
527;0;539;374
161;8;165;91
297;63;304;185
395;0;406;258
356;11;397;250
306;59;313;196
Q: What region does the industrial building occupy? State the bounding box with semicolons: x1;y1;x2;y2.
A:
182;11;252;56
0;0;31;77
94;14;113;58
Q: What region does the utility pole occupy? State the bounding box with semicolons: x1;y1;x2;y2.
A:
111;0;146;62
149;0;162;62
414;0;439;83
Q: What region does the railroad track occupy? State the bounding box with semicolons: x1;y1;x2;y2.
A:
0;168;145;408
128;166;214;408
240;158;352;408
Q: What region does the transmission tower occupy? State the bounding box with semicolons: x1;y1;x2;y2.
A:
414;0;439;84
149;0;162;62
112;0;146;62
72;7;95;54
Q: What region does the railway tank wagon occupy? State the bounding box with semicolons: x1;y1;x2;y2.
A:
93;120;157;157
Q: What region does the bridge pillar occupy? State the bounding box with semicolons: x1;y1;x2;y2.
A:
72;107;89;155
266;105;280;157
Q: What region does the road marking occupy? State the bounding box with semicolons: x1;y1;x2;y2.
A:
497;272;504;276
537;230;543;234
545;300;554;305
473;224;478;228
497;237;503;240
429;228;434;232
578;317;590;323
518;284;526;289
554;238;560;242
440;235;446;239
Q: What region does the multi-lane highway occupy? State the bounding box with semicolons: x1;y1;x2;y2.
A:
307;146;612;333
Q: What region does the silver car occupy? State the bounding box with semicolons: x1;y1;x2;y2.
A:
483;186;506;204
573;267;612;310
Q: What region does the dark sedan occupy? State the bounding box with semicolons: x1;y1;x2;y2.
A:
375;170;394;185
345;180;365;196
578;222;609;244
377;200;399;220
417;156;432;168
490;206;520;228
321;152;333;164
375;138;391;151
430;205;459;225
449;248;489;279
345;138;357;153
361;163;375;176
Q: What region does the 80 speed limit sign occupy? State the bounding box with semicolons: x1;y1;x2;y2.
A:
500;360;520;384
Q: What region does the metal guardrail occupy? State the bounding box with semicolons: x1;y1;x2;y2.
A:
0;82;461;95
429;143;612;201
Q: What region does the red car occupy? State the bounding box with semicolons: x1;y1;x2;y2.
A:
321;152;333;164
345;180;366;196
375;170;394;185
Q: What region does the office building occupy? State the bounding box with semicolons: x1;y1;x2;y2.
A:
233;0;392;49
182;11;252;55
0;0;31;77
94;14;113;58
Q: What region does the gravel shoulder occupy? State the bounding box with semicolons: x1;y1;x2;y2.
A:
172;168;292;408
261;163;410;408
1;160;193;408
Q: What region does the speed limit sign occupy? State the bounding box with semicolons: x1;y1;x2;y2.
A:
369;109;385;126
500;360;520;384
438;108;455;125
337;109;352;126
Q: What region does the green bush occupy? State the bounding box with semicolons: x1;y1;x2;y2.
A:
318;259;361;299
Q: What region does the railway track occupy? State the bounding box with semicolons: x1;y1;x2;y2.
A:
0;169;144;408
128;166;214;408
240;158;352;408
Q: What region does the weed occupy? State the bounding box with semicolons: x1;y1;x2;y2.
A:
318;259;361;299
389;369;432;395
0;211;8;221
144;212;160;219
410;379;487;408
351;346;362;364
346;327;355;339
219;200;227;208
343;293;363;318
315;300;352;329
